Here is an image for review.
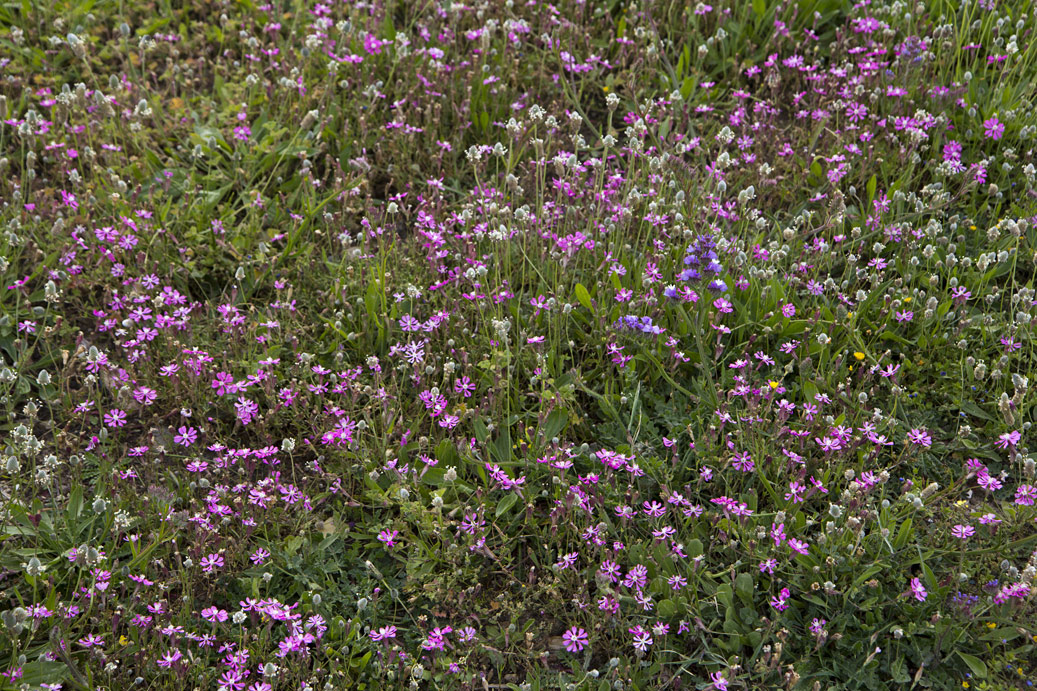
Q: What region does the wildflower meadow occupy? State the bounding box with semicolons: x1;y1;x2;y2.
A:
1;0;1036;689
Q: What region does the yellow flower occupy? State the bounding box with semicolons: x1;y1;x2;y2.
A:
962;682;969;688
602;86;610;92
119;635;130;646
854;352;865;361
903;297;912;303
769;381;779;389
986;622;997;629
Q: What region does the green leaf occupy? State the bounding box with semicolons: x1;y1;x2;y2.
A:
735;572;754;605
574;283;594;312
473;418;489;444
959;400;994;422
891;655;910;684
956;652;987;679
541;408;569;441
67;485;83;525
866;174;877;204
752;0;766;17
894;518;913;549
491;426;512;464
17;661;67;687
495;492;518;517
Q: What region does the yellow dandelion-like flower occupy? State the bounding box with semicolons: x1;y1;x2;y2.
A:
854;352;866;361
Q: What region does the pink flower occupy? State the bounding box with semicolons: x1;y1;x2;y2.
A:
1015;484;1036;506
173;425;198;447
103;409;127;428
770;587;791;611
910;577;927;602
369;626;397;641
788;538;810;556
561;626;588;653
710;671;729;690
629;626;653;652
906;428;932;448
156;649;182;667
996;430;1021;449
200;553;224;573
983;116;1004;140
950;524;975;540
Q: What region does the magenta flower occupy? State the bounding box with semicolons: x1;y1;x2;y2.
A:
906;428;932;448
910;577;927;602
199;553;224;573
173;425;198;447
561;626;588;652
983;116;1004;140
201;607;228;623
369;626;397;641
996;430;1021;449
1015;485;1036;506
951;524;975;540
629;626;653;652
378;529;399;549
133;386;157;405
710;671;729;690
103;409;127;428
156;649;182;667
770;587;791;611
789;538;810;556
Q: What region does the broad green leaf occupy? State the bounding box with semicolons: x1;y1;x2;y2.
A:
541;408;569;441
956;652;987;679
495;492;518;517
574;283;594;312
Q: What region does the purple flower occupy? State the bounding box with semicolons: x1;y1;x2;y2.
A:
950;524;975;540
103;409;127;428
983;116;1004;140
200;553;224;573
561;626;588;653
906;428;932;448
770;587;791;611
995;430;1021;449
369;626;397;641
173;425;198;447
910;577;927;602
1015;484;1036;506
